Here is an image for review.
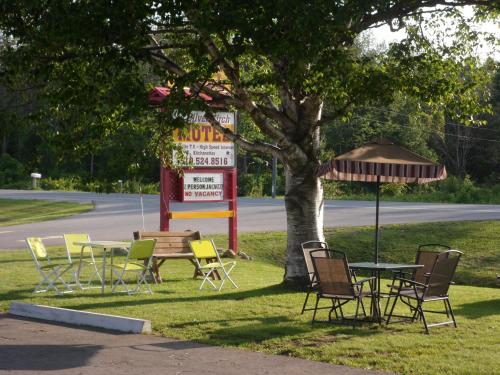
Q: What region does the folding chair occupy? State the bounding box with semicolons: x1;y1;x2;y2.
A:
26;237;74;294
386;250;463;334
189;239;237;291
111;239;156;295
63;233;102;289
310;249;374;328
384;244;451;317
300;241;329;314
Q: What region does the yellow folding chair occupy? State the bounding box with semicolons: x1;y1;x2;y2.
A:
26;237;74;294
189;239;237;291
111;239;156;295
63;233;102;289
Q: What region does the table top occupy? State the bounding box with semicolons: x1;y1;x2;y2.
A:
74;241;131;249
349;262;423;271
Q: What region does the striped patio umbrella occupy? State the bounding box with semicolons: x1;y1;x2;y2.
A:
317;138;447;263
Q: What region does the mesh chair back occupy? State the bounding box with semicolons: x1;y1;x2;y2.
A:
129;239;156;260
63;233;91;263
27;237;47;260
424;250;462;298
414;250;449;284
311;250;354;297
190;240;218;259
64;234;90;254
301;241;329;282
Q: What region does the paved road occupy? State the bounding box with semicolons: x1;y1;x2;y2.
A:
1;189;500;249
0;314;388;375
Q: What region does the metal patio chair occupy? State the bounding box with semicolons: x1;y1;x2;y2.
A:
310;249;374;328
111;239;156;295
300;241;329;314
385;250;463;334
63;233;102;289
26;237;74;294
189;239;237;291
384;244;452;316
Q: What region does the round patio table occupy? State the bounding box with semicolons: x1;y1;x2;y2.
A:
349;262;424;323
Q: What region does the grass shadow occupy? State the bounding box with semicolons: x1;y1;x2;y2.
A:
61;284;293;311
455;298;500;319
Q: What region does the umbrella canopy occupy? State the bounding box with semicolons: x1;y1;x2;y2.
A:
317;138;447;263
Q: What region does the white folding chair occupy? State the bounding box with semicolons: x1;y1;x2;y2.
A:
26;237;74;294
189;239;237;291
63;233;102;289
111;239;156;295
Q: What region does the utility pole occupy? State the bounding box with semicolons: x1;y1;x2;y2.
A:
271;154;277;199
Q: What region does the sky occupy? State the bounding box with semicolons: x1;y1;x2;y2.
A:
367;7;500;61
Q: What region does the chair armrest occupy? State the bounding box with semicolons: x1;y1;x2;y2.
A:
354;276;376;286
394;277;426;288
391;270;411;277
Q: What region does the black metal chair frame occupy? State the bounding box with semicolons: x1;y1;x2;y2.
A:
383;244;452;318
300;241;329;315
385;250;462;334
310;249;375;329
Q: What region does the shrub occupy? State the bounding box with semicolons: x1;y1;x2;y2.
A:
0;154;27;188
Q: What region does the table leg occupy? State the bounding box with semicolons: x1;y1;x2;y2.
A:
101;249;106;294
376;270;382;323
110;248;113;289
76;245;84;290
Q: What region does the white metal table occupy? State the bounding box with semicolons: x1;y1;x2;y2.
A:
75;241;131;293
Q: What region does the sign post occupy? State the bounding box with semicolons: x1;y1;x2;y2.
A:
151;89;238;252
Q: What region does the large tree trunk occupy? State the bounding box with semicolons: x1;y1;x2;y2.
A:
283;166;324;286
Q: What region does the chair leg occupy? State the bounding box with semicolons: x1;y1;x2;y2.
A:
385;288;400;325
219;264;237;290
332;299;340;319
112;268;129;294
353;297;361;329
443;299;450;318
199;269;218;290
417;301;429;334
137;271;153;294
311;294;320;325
301;290;311;314
445;298;457;328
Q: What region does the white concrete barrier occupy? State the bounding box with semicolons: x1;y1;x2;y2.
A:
9;301;151;334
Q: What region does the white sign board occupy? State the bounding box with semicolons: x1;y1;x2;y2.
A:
183;172;224;201
172;111;235;167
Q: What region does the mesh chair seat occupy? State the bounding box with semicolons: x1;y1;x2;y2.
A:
200;260;236;269
112;262;148;271
322;290;372;299
39;263;68;270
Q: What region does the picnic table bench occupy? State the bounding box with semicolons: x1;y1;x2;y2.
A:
133;230;202;283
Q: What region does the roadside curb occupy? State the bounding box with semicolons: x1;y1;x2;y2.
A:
9;301;151;334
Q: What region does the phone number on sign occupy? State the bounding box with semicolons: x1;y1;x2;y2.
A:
190;157;233;166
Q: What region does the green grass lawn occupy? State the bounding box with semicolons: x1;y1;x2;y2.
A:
1;220;499;375
0;198;94;227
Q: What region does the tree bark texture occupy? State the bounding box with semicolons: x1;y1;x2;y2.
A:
283;167;325;286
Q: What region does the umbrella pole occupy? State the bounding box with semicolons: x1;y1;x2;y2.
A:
375;175;380;264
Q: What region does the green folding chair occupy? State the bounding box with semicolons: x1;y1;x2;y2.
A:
111;239;156;295
26;237;74;294
63;233;102;289
189;239;237;291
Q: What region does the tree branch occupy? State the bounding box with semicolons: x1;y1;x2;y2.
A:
203;111;282;158
359;0;498;32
